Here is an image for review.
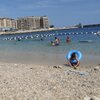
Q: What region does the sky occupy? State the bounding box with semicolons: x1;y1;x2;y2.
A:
0;0;100;27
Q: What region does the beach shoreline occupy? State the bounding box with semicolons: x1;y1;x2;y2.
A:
0;27;78;35
0;62;100;100
0;50;99;67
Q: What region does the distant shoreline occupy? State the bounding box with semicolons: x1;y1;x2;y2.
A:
0;27;78;35
0;23;100;35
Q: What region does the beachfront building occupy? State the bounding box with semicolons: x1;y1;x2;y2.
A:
17;16;49;30
40;16;49;28
0;18;17;32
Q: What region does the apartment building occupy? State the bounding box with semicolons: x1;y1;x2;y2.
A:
0;16;50;31
0;18;17;31
40;16;49;28
17;16;49;30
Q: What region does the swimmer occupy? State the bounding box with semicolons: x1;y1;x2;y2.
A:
51;41;55;46
55;37;60;45
66;36;71;43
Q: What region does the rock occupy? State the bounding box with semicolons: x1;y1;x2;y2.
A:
53;66;58;68
30;68;33;69
14;64;18;66
94;66;100;71
58;65;62;68
53;65;62;68
83;96;91;100
83;96;100;100
91;96;100;100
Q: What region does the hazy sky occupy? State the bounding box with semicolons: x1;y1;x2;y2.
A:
0;0;100;27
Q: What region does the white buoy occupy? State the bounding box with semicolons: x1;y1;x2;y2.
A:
94;33;97;35
45;35;47;37
91;31;94;34
41;35;43;38
81;32;83;34
86;32;88;34
60;33;63;35
64;33;67;35
25;36;28;39
31;36;34;38
76;32;78;34
3;38;7;40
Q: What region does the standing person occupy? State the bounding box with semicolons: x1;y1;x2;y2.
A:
66;36;71;43
68;52;80;69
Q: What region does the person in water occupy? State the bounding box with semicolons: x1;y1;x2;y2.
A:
51;41;55;46
54;37;60;45
50;37;60;46
68;52;79;69
66;36;71;43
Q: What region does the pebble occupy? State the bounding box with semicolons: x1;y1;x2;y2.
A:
83;96;100;100
91;96;100;100
83;96;91;100
94;66;100;71
53;66;58;68
53;65;62;69
14;64;18;66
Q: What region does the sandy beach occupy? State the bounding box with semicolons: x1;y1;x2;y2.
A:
0;62;100;100
0;28;64;35
0;27;78;35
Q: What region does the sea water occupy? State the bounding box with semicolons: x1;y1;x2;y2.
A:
0;27;100;66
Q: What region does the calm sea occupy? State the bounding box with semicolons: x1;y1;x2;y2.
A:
0;27;100;66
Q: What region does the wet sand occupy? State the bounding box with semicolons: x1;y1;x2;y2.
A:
0;62;100;100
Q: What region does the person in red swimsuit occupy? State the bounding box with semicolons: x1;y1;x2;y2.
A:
66;36;71;43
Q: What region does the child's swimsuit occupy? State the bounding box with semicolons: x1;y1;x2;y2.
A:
70;59;77;63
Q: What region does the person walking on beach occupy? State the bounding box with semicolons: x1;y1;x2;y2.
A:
68;52;79;69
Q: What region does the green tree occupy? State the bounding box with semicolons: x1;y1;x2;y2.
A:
50;25;54;28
